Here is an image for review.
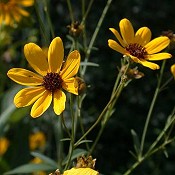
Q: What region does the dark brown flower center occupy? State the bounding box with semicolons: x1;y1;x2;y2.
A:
42;72;63;92
125;43;147;59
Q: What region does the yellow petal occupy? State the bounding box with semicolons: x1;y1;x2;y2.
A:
146;53;172;61
171;64;175;77
14;87;45;107
48;37;64;73
109;28;126;47
62;78;78;95
119;18;134;44
24;43;49;76
18;0;34;6
139;60;160;70
108;39;126;54
145;36;170;54
53;90;66;115
12;8;22;22
134;27;151;46
16;7;29;17
60;50;80;80
4;10;11;25
7;68;43;86
31;90;52;118
63;168;99;175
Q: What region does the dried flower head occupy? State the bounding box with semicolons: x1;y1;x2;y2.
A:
67;21;84;37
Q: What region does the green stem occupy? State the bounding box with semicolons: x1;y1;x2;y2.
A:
140;60;166;155
66;0;74;23
64;95;76;170
44;0;55;39
74;78;125;148
81;0;113;76
35;1;49;45
81;0;94;25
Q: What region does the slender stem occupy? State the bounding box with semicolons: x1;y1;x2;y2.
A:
66;0;74;23
81;0;113;76
74;78;125;148
64;95;76;170
123;159;143;175
44;0;55;39
140;60;166;155
81;0;94;25
35;1;49;45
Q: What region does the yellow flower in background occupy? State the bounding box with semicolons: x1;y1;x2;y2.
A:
7;37;81;118
171;64;175;78
0;137;9;156
31;157;47;175
63;168;99;175
0;0;34;26
29;131;46;150
108;18;172;70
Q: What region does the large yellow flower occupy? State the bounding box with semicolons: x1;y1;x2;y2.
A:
108;18;172;70
7;37;81;118
171;64;175;78
0;0;34;26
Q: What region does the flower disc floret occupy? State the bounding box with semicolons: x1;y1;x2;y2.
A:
42;72;63;92
125;43;147;59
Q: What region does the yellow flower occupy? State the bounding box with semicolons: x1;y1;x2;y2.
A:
0;0;34;26
29;131;46;150
108;18;172;70
63;168;99;175
0;137;9;156
31;157;47;175
7;37;81;118
171;64;175;78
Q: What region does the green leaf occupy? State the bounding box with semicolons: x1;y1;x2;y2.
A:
31;152;58;168
131;129;140;156
80;62;99;67
62;148;88;165
4;163;55;174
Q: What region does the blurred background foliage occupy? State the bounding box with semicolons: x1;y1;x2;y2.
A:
0;0;175;175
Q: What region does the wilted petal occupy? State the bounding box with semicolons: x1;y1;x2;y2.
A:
145;36;170;54
14;87;45;107
119;18;134;44
60;50;80;80
62;78;78;95
31;90;52;118
53;90;66;115
146;53;172;61
7;68;43;86
48;37;64;73
108;39;126;54
24;43;49;76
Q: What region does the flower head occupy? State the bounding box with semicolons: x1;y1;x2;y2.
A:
108;18;172;70
7;37;81;118
0;0;34;26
